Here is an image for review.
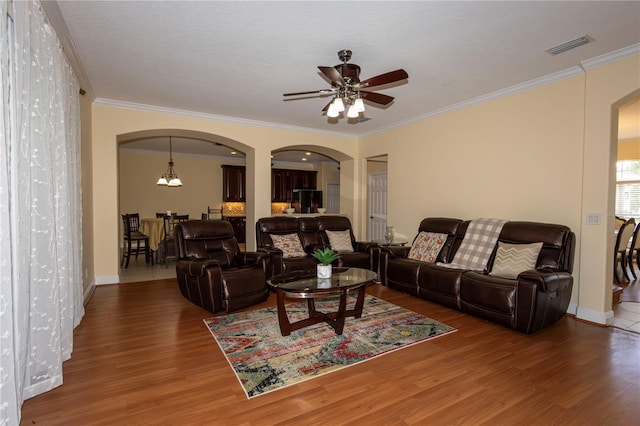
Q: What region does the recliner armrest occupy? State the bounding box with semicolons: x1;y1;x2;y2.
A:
176;258;221;277
239;251;270;266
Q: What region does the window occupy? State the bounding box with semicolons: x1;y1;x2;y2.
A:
615;160;640;217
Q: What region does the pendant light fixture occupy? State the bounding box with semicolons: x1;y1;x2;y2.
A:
156;136;182;187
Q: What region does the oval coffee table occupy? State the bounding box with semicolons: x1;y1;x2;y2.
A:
267;267;378;336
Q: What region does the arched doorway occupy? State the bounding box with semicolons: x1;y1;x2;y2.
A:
117;129;252;280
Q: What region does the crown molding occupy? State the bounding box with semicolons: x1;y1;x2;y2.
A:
581;43;640;70
362;44;640;138
94;98;358;140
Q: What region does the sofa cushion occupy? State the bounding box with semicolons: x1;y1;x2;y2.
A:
408;232;447;263
326;230;354;252
489;242;543;279
270;233;307;258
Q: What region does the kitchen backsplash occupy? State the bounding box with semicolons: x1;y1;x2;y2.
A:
222;202;246;216
271;203;291;214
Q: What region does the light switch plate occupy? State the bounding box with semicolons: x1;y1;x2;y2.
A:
586;213;602;225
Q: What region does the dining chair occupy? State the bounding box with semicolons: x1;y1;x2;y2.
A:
628;222;640;279
205;206;223;220
121;213;150;269
614;218;635;283
158;214;189;267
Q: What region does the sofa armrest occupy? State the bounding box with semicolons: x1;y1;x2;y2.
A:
381;245;411;259
355;241;378;252
515;269;574;333
518;269;572;293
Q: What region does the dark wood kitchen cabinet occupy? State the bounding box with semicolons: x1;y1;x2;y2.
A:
271;169;294;202
271;169;317;202
225;216;246;243
293;170;317;190
221;165;245;202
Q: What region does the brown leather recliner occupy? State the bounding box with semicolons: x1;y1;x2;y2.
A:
175;220;269;313
255;215;379;278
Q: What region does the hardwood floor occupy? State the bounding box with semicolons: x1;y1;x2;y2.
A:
20;279;640;425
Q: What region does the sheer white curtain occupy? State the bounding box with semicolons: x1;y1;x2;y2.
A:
0;1;84;424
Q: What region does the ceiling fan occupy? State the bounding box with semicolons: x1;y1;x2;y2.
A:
283;49;408;119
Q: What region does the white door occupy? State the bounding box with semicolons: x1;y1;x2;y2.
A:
368;172;387;241
326;183;340;213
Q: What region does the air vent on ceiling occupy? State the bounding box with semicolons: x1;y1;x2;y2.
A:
545;35;591;55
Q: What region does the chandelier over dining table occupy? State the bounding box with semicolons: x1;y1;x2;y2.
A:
156;136;183;187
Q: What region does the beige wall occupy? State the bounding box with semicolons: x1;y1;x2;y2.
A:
581;55;640;324
91;106;357;282
362;75;585;241
119;150;244;220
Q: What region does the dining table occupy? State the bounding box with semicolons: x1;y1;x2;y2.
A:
140;217;165;253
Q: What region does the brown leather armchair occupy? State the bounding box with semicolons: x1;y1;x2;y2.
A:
175;220;269;313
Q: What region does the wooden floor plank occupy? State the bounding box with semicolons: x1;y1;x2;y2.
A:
19;279;640;425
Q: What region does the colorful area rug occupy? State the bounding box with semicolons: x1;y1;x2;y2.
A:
204;295;456;398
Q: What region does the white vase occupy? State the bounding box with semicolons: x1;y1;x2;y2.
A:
317;278;332;288
317;264;332;279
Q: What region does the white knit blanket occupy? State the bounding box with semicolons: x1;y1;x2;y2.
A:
437;218;508;271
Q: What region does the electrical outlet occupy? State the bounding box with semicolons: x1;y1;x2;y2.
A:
586;213;602;225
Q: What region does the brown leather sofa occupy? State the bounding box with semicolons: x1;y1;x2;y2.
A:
255;215;379;278
174;220;269;313
380;217;575;334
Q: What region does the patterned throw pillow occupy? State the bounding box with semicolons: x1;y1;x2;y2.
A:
407;232;448;263
326;230;354;253
270;233;307;258
489;242;543;279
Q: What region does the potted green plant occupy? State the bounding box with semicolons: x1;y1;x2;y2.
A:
312;247;340;278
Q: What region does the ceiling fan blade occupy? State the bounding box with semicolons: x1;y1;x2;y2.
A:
360;91;394;106
318;66;346;86
321;101;332;113
359;69;408;88
283;89;334;96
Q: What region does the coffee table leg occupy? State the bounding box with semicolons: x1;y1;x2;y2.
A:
353;284;366;318
307;298;316;318
276;288;292;336
332;289;348;335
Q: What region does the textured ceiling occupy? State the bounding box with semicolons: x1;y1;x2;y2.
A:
49;1;640;159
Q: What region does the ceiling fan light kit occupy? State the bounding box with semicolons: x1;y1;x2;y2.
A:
283;49;408;121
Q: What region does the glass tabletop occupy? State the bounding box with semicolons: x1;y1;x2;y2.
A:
268;267;377;292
